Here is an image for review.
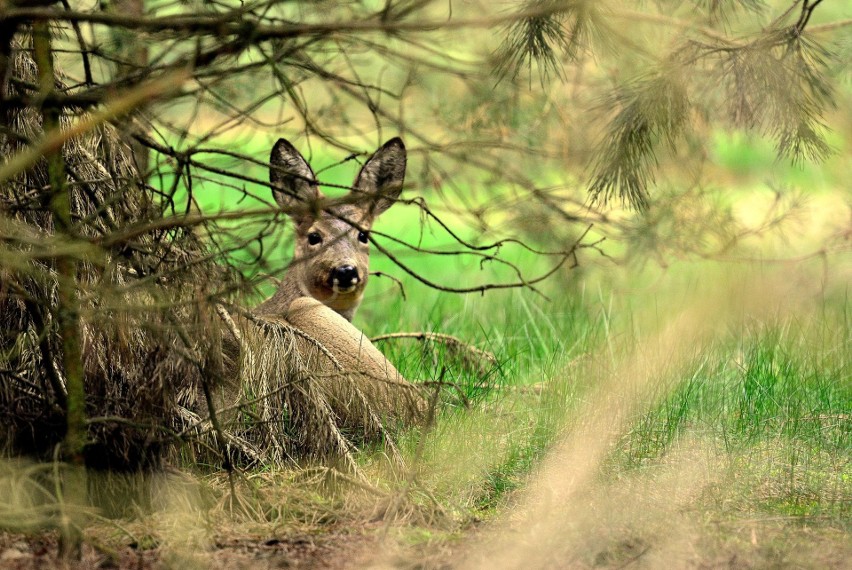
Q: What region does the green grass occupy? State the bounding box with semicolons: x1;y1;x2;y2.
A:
607;313;851;520
619;321;850;458
352;262;851;523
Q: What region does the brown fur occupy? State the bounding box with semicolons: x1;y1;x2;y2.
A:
255;138;406;321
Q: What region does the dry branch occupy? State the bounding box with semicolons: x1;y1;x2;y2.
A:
371;331;498;374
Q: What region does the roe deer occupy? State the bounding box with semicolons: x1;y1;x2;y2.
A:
255;138;406;321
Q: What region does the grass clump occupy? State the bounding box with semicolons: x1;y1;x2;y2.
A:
608;303;850;524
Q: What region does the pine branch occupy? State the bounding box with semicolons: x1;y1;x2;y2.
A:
493;0;599;85
589;72;690;210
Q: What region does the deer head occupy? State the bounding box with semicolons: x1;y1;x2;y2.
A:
264;137;406;321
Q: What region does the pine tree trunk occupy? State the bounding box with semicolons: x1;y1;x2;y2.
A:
32;20;87;560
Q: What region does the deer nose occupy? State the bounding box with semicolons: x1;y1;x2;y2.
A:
330;265;360;290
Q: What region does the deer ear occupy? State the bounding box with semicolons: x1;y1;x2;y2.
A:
270;139;321;217
352;137;406;218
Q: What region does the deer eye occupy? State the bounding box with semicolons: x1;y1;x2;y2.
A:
357;231;369;244
307;232;322;246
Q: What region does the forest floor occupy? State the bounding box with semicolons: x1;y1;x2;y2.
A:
2;517;850;569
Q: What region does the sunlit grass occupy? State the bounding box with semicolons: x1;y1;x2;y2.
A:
353;255;851;528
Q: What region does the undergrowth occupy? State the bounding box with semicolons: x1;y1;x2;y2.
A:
352;273;849;527
1;261;849;566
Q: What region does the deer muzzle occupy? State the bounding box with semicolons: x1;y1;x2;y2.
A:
329;265;360;293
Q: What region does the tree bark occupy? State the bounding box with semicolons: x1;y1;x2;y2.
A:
33;19;86;560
